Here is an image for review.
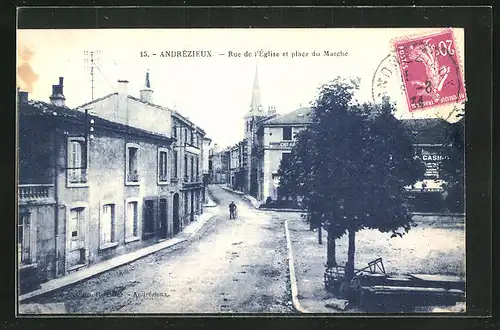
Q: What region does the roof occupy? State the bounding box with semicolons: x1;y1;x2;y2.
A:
75;93;206;136
263;107;313;126
20;100;174;142
400;118;451;145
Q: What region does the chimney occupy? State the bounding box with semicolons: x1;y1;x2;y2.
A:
267;105;276;116
117;79;129;95
117;80;129;124
139;71;154;103
49;76;66;107
18;90;29;104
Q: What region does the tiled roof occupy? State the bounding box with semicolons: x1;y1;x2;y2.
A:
75;93;206;136
400;118;451;145
74;93;118;109
20;100;173;141
263;107;313;126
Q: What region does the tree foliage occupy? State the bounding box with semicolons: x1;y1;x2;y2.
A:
277;77;426;279
440;113;465;212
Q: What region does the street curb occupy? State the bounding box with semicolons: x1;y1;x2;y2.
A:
411;212;465;217
221;186;245;195
284;220;309;314
259;208;306;213
19;212;218;303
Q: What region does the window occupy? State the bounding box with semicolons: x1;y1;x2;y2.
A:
126;143;139;184
18;213;32;265
191;131;195;146
158;148;168;183
196;157;199;179
184;128;188;145
67;138;87;185
100;204;116;245
173;125;177;138
282;127;292;141
173;150;178;179
190;157;194;181
184;155;188;180
126;201;138;239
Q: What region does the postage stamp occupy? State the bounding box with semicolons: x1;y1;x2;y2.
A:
393;29;467;112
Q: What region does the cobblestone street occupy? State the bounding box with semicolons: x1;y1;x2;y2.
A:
24;185;294;314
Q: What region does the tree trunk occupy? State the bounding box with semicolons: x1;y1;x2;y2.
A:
318;226;323;244
345;229;356;280
309;218;314;231
326;233;337;267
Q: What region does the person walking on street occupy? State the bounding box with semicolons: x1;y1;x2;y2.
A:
229;201;237;220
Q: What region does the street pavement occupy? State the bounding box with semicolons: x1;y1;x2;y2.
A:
26;185;294;314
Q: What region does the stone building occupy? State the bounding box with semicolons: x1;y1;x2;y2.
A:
208;144;229;184
234;67;454;203
17;73;207;293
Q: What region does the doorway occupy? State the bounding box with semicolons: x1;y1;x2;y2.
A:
67;207;86;270
190;190;195;222
159;198;168;239
143;200;155;239
173;193;180;235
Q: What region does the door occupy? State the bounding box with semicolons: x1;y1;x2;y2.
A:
143;200;155;239
68;207;86;269
173;193;180;235
159;198;168;239
190;190;195;222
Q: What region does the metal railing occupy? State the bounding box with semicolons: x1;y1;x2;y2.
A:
127;171;140;182
68;168;88;184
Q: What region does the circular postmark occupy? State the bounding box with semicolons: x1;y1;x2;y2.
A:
372;49;464;132
371;53;406;120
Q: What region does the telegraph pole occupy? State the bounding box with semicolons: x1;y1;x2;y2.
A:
83;49;101;101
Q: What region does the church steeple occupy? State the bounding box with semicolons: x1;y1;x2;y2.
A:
245;62;265;119
140;69;154;103
145;70;151;88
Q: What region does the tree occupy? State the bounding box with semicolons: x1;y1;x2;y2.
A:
278;77;426;284
278;122;326;245
440;113;465;213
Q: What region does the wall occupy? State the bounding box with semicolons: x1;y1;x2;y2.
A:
18;117;56;184
76;94;172;137
263;149;291;200
56;125;175;272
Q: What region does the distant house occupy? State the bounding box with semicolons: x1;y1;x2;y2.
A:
402;118;452;192
208;144;229;184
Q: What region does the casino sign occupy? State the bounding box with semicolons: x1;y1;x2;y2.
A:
266;141;295;150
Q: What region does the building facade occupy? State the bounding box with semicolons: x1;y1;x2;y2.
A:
230;67;454;204
17;74;207;293
208;144;229;184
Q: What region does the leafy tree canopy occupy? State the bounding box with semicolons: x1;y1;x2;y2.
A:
278;77;426;238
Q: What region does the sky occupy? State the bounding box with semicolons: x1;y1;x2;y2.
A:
17;28;465;149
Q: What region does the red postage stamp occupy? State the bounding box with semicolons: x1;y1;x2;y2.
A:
394;29;467;112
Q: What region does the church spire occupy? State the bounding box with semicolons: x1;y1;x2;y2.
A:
145;69;151;89
140;69;154;103
245;62;264;118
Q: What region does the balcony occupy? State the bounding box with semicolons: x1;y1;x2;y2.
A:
68;168;88;185
126;170;140;186
18;184;55;205
182;175;203;189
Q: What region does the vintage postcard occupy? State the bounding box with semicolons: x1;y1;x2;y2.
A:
17;27;466;314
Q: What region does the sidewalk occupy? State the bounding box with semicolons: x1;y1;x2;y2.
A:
220;185;261;209
285;213;466;313
19;206;220;303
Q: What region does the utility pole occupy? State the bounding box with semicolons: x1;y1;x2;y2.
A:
83;49;101;101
